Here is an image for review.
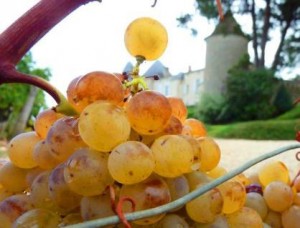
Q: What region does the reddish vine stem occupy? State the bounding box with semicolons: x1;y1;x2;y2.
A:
0;0;96;104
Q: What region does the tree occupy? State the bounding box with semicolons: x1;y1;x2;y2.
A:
0;52;51;138
178;0;300;73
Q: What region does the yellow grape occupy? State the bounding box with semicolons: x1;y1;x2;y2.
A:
0;213;12;228
124;17;168;60
0;162;29;193
263;210;282;228
155;214;189;227
0;185;12;202
207;166;228;179
33;140;60;170
293;175;300;191
231;173;250;186
0;194;34;223
25;167;45;187
80;191;115;221
66;71;125;112
186;188;223;223
165;175;190;202
161;115;183;135
78;101;130;152
64;148;114;196
59;213;83;227
244;192;268;220
263;181;293;212
13;208;61;228
34;108;65;139
183;118;207;138
193;215;229;228
151;135;194;178
46;117;87;162
7;131;40;169
48;164;82;214
167;97;188;123
197;137;221;172
258;161;290;187
185;170;212;191
108;141;155;184
179;135;201;171
217;180;246;214
125;90;172;135
293;192;300;206
281;205;300;228
119;175;171;225
226;207;263;228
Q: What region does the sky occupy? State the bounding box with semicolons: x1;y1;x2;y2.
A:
0;0;298;107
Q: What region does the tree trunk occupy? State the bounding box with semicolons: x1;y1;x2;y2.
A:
11;86;38;136
250;0;259;67
259;0;271;68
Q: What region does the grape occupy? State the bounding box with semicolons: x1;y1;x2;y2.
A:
108;141;155;184
80;192;114;221
165;175;190;202
258;161;290;187
167;97;188;124
281;205;300;228
48;163;82;214
185;171;212;190
64;148;114;196
0;213;12;228
183;118;207;138
46;116;87;162
244;192;268;220
0;162;29;193
193;215;229;228
0;194;34;223
33;140;59;170
0;185;12;202
125;90;172;135
186;188;223;223
179;135;202;171
207;166;227;179
293;192;300;206
124;17;168;60
197;137;221;172
119;175;171;225
226;207;263;228
25;167;45;187
29;171;59;212
13;208;61;228
34;108;65;139
78;101;130;152
245;183;263;195
231;173;250;186
217;180;246;214
66;71;125;112
263;210;282;228
151;135;194;178
292;175;300;191
263;181;293;212
155;214;189;227
161;115;183;135
7;131;40;169
59;213;83;227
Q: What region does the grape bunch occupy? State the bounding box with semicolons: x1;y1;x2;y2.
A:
0;17;299;228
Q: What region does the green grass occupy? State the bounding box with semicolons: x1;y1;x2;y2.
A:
275;104;300;120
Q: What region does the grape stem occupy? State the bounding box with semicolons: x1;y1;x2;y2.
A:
0;0;98;115
65;143;300;228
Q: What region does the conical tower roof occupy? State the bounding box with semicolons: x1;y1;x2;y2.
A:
208;11;250;40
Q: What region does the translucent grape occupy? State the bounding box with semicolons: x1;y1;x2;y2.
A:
64;148;114;196
165;175;190;202
80;191;115;221
186;188;223;223
185;171;212;190
281;205;300;228
0;194;34;223
207;166;227;179
263;210;282;228
78;101;130;152
167;97;188;123
108;141;155;184
245;192;268;220
33;140;59;170
226;207;263;228
59;213;83;227
13;208;60;228
155;214;189;227
34;108;65;139
0;213;12;228
66;71;125;112
258;161;290;187
46;117;87;162
48;163;82;214
263;181;293;212
183;118;207;138
217;180;246;214
0;162;29;193
161;115;183;135
124;17;168;60
125;91;172;135
245;183;263;195
7;131;40;169
197;137;221;172
151;135;194;177
119;175;171;225
180;135;202;171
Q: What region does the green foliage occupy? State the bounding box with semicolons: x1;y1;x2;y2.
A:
276;104;300;120
0;52;51;138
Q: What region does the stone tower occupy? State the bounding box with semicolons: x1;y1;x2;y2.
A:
203;11;249;96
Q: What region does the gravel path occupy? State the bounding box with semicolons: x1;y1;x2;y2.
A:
215;139;300;178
